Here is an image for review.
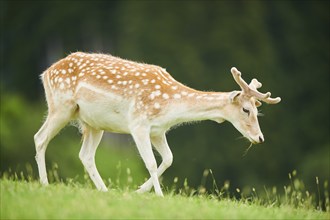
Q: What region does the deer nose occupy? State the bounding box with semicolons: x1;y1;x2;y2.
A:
259;136;264;143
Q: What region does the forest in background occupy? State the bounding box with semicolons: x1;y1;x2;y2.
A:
1;0;329;199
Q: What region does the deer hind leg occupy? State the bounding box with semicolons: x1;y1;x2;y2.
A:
136;133;173;194
34;104;76;185
78;124;107;191
131;126;163;196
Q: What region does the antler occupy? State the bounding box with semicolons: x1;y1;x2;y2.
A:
231;67;281;104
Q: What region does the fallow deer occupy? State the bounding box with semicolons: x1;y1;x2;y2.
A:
34;52;281;196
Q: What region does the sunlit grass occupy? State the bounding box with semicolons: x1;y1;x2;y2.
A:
1;168;329;219
165;169;329;213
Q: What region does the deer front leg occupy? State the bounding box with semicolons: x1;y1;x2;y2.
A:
131;126;163;196
136;133;173;194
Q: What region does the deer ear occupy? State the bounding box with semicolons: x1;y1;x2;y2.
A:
255;100;262;107
229;91;241;103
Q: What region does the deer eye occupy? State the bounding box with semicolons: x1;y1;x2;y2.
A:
243;108;250;115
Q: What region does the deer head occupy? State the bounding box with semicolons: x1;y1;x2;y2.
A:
225;67;281;144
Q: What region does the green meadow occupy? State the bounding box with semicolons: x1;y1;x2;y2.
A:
1;171;329;219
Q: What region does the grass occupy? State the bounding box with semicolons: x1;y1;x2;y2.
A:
1;176;329;219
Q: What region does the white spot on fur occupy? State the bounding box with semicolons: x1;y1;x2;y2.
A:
154;90;161;96
59;83;65;89
149;93;155;100
162;93;169;99
174;94;181;99
162;80;170;86
154;102;160;109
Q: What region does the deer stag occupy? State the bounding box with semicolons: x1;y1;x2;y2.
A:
34;52;281;196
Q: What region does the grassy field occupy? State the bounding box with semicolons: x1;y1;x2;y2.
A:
1;178;329;220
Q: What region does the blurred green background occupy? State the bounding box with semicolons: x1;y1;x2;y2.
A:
1;0;329;195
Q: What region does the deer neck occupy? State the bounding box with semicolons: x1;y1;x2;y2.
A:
161;91;231;128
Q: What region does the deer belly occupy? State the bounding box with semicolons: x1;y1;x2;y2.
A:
76;86;129;133
77;101;130;133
